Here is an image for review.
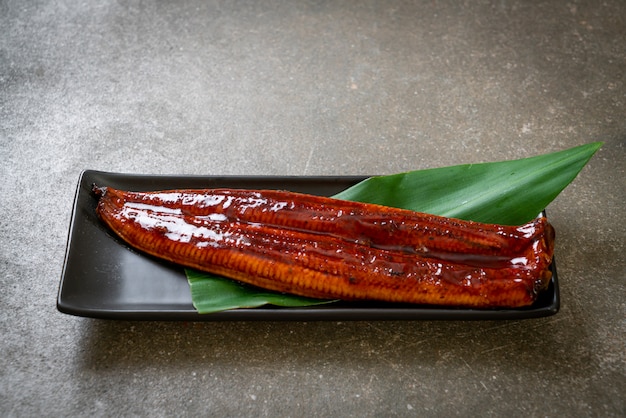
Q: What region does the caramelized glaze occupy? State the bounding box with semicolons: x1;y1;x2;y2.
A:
94;186;555;308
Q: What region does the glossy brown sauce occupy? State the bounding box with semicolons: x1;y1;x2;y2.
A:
95;186;555;306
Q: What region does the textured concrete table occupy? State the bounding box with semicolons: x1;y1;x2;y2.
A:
1;1;624;416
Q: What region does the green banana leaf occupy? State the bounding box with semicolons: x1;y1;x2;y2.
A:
187;269;337;313
334;142;602;225
188;142;602;313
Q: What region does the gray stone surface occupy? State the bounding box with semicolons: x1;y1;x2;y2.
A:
1;0;624;416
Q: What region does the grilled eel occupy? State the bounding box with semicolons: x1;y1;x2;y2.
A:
94;186;555;308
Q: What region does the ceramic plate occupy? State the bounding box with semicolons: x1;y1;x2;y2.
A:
57;170;559;321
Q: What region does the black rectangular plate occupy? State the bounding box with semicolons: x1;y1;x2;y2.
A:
57;170;559;321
